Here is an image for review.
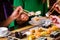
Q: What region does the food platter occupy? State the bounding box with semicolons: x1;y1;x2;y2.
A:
8;25;60;40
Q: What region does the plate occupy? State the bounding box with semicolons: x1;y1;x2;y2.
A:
0;31;11;37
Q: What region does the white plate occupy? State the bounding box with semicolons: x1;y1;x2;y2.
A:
0;31;11;37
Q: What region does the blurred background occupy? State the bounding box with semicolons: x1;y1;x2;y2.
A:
0;0;57;22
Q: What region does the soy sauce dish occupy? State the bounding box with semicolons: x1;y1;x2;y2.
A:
0;27;10;37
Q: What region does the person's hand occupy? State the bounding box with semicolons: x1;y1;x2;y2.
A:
54;4;60;13
50;15;60;28
53;1;60;14
10;6;23;20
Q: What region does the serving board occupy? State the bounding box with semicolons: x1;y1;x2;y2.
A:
8;25;60;40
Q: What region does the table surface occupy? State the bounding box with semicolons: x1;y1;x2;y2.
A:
0;38;7;40
0;25;32;40
0;16;60;40
0;25;59;40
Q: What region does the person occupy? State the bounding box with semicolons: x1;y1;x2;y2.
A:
0;6;29;27
46;0;60;17
9;0;48;27
13;0;48;15
47;1;60;28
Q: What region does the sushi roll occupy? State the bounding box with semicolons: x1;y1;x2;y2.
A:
50;31;60;38
14;39;18;40
38;37;47;40
15;32;20;38
19;32;23;39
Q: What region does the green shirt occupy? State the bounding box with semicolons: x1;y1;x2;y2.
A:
13;0;48;14
9;0;48;28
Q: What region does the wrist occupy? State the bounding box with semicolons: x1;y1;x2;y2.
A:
9;16;15;21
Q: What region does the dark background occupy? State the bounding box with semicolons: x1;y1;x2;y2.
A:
49;0;57;9
0;0;13;23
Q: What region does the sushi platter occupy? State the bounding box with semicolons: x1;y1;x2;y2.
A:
8;24;60;40
7;16;60;40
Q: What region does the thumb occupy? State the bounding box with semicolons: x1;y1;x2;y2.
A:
14;6;23;13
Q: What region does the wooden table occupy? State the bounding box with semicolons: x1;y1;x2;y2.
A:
0;25;59;40
0;38;7;40
0;25;32;40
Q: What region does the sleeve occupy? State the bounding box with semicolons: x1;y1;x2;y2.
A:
8;21;15;29
13;0;23;7
9;0;23;28
43;0;48;16
44;0;48;13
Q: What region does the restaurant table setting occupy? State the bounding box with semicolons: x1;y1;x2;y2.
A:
0;15;60;40
0;1;60;40
6;16;60;40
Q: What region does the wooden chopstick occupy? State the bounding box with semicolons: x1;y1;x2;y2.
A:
48;1;59;15
12;6;29;13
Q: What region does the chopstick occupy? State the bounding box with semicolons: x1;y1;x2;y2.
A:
12;6;29;13
48;1;59;15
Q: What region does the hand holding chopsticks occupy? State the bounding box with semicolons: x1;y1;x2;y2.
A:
46;1;60;17
10;6;23;20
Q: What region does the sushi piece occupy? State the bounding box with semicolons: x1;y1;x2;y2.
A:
14;39;18;40
38;37;47;40
19;32;27;39
8;36;13;40
50;31;60;38
19;32;23;39
42;24;52;28
15;32;20;38
21;34;27;38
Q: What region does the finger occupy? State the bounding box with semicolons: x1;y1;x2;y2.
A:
14;6;23;12
19;8;23;14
